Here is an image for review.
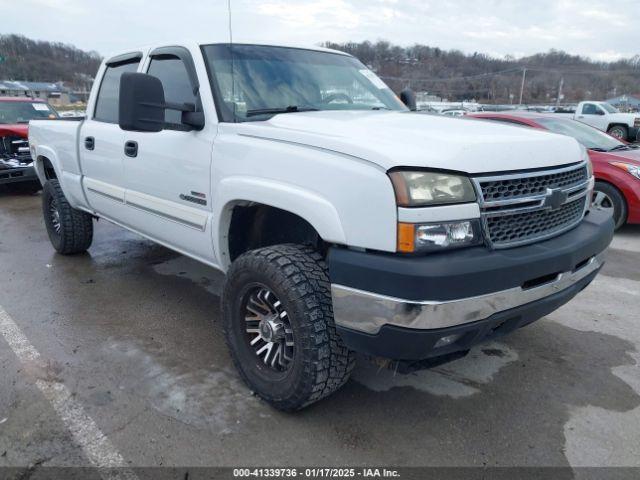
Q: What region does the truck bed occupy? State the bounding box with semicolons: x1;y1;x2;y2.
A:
29;118;88;209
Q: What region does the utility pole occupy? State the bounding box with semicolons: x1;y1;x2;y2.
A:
555;77;564;108
518;68;527;106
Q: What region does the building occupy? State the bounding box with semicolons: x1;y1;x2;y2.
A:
605;94;640;112
0;81;71;106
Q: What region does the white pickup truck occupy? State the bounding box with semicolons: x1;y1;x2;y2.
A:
557;101;640;142
29;41;614;410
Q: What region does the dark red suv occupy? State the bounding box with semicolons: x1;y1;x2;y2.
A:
0;97;58;193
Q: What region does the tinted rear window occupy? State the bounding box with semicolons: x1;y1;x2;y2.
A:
94;59;140;123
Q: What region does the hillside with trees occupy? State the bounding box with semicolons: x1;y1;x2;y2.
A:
0;34;102;88
324;41;640;104
1;34;638;105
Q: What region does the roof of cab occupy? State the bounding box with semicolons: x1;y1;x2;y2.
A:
104;41;351;63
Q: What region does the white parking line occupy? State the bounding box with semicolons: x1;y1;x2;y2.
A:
0;305;138;480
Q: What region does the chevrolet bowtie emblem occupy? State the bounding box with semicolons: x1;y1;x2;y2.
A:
543;188;568;211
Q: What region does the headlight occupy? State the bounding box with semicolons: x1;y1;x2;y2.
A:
397;219;483;253
389;170;476;207
610;162;640;180
581;145;593;178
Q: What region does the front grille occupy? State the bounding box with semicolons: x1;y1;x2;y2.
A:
474;163;590;249
486;197;586;247
0;136;32;164
479;165;588;202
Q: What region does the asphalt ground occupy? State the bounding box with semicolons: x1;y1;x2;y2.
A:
0;189;639;479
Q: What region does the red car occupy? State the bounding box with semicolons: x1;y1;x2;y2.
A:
0;97;58;193
469;112;640;229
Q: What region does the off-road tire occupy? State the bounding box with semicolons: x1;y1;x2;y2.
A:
607;125;628;141
222;244;356;411
42;179;93;254
593;181;627;230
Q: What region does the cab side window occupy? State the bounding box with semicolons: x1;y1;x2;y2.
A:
94;59;140;123
147;55;199;128
582;103;599;115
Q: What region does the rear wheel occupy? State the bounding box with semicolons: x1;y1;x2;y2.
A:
222;244;355;411
592;181;627;230
607;125;628;141
42;179;94;254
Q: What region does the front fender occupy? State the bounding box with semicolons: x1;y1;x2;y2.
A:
213;176;347;270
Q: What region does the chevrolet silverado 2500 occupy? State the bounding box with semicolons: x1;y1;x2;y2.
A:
555;101;640;142
29;42;614;410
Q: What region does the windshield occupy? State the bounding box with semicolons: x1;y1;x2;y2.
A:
600;103;619;114
201;44;406;122
0;101;58;124
536;117;626;150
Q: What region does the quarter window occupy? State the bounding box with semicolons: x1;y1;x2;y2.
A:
94;59;140;123
147;56;199;127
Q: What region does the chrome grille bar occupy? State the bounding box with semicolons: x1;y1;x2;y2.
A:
473;162;591;249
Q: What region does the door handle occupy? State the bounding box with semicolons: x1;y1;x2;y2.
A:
577;116;584;119
84;136;95;150
124;141;138;158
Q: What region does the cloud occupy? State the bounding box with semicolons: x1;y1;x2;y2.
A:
2;0;638;61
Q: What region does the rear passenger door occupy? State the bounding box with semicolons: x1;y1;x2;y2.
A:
121;47;216;262
81;53;141;219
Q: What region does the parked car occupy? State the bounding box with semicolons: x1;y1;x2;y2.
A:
469;112;640;229
441;109;468;117
29;42;613;410
552;101;640;142
0;97;58;194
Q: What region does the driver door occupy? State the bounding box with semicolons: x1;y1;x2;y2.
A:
577;103;607;130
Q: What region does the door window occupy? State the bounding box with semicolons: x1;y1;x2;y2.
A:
582;103;602;115
94;59;140;123
147;56;199;128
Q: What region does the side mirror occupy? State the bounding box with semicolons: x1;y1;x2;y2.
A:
182;110;205;130
119;72;165;132
400;88;417;111
597;110;605;116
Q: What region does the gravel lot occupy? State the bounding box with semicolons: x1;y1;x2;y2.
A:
0;191;639;478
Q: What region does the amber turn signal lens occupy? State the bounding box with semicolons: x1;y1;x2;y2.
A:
397;222;416;253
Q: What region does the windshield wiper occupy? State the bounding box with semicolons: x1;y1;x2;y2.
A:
609;144;630;152
589;147;607;152
245;106;319;117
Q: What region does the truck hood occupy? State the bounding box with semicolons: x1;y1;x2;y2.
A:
235;110;583;173
0;124;28;138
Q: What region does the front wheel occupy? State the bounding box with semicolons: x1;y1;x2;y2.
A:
592;181;627;230
222;244;355;411
42;179;94;254
607;125;628;141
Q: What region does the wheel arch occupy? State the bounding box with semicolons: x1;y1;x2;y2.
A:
606;123;629;136
594;178;628;225
35;155;58;181
213;177;347;270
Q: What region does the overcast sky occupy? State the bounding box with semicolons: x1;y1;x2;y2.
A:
7;0;639;61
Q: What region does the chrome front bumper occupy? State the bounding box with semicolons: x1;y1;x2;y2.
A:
331;253;604;335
